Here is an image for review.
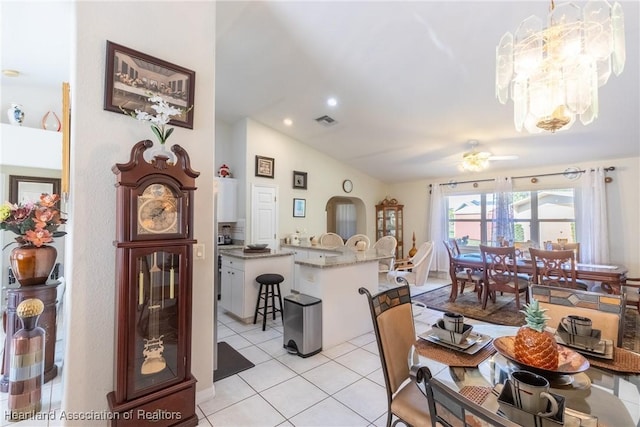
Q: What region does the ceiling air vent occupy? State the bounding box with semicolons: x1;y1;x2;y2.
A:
315;115;337;127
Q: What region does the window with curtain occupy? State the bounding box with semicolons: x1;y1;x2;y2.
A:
335;203;356;240
446;189;576;248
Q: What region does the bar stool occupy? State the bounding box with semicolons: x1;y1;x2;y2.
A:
253;273;284;331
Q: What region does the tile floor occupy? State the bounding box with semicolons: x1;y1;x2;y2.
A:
199;278;450;427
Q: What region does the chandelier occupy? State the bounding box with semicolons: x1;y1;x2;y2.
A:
495;0;625;133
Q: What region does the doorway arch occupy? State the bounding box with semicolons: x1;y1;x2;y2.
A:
325;196;367;240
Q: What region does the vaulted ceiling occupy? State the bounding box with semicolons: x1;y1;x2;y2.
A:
215;1;640;182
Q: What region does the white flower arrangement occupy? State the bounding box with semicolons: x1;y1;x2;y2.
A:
123;92;192;145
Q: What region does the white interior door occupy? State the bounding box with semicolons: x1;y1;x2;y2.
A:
251;184;278;249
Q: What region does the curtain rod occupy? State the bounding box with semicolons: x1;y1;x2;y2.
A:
429;166;615;188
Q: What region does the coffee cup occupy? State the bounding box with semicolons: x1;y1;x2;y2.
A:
561;315;592;336
443;312;464;333
510;370;559;417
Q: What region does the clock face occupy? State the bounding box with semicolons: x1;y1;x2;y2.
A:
137;184;179;235
342;179;353;193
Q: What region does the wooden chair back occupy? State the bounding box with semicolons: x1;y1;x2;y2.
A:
549;242;581;263
529;248;581;289
480;245;529;309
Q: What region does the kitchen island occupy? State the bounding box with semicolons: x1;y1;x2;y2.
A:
287;246;392;349
219;249;294;323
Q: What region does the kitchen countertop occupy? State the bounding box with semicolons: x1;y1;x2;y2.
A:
295;247;391;269
220;248;294;260
280;243;343;253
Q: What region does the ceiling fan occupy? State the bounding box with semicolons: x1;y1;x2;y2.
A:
461;140;518;172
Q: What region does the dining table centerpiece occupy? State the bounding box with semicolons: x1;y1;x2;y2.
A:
0;193;67;286
514;300;559;370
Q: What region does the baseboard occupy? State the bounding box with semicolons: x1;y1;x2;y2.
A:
196;384;215;404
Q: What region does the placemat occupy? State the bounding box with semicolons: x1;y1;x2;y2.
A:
459;385;492;405
414;339;496;367
586;347;640;374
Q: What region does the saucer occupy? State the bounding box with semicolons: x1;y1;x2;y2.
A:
555;324;614;360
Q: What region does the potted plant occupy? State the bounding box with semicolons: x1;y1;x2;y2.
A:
0;194;67;286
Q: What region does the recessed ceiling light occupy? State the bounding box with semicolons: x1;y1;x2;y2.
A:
2;69;20;77
327;97;338;107
283;118;293;126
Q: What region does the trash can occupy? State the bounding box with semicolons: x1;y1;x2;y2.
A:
283;293;322;358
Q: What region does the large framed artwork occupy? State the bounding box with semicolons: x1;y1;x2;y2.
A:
104;40;195;129
9;176;61;204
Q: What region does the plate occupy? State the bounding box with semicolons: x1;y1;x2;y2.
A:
493;336;590;379
554;329;614;360
419;331;493;354
247;244;268;250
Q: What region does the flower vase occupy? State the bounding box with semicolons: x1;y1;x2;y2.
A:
145;143;176;165
9;246;57;286
7;103;24;126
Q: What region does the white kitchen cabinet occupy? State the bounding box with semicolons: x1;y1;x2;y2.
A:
220;253;294;322
215;177;238;222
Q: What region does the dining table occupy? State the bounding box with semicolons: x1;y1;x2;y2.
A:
450;253;629;302
411;323;640;427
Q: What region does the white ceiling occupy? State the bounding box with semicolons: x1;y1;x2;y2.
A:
3;2;638;184
215;1;640;183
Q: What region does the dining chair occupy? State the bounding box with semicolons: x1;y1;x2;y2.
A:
359;285;431;427
480;245;529;310
529;248;588;291
530;284;626;346
443;240;483;300
622;277;640;315
549;242;581;263
319;232;344;247
373;235;398;273
387;241;434;287
410;365;519;427
345;234;371;250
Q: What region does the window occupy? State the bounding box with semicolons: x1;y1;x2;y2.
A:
447;189;576;248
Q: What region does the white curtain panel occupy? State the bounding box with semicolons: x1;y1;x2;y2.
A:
578;168;609;264
491;177;514;245
429;184;448;272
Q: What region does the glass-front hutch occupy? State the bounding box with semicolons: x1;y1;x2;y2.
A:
376;198;403;258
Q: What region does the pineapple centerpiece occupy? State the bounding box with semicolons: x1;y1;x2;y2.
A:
514;300;559;370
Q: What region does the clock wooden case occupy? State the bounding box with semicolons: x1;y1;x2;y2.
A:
107;140;199;427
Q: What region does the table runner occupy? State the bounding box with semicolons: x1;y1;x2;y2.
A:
586;347;640;374
414;338;496;367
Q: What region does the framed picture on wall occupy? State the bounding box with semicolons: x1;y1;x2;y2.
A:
9;176;61;204
293;171;307;189
255;155;275;178
293;198;306;218
103;40;195;129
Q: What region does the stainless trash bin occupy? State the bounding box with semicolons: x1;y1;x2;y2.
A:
283;293;322;357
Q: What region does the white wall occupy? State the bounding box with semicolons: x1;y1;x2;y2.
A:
237;118;388;242
389;156;640;276
65;2;216;423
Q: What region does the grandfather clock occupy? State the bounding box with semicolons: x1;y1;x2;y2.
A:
107;141;199;427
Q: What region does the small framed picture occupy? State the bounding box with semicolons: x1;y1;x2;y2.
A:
255;155;275;178
293;198;306;218
293;171;307;189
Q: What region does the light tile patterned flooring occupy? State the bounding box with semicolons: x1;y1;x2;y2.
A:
199;278;450;427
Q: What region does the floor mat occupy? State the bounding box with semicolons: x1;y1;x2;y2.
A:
214;341;255;382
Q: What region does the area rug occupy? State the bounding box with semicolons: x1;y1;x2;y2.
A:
414;285;639;352
213;342;255;382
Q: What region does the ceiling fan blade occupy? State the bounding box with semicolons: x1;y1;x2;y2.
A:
488;155;519;161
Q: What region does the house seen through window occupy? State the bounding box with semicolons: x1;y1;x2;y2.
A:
446;189;576;249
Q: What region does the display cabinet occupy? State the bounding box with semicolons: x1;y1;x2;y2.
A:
375;198;403;259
